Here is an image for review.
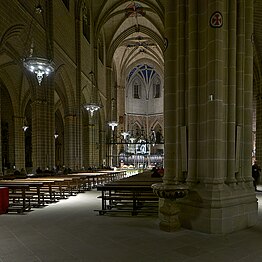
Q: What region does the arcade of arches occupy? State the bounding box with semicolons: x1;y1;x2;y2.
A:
0;0;262;234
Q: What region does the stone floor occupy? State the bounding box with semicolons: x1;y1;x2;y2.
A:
0;186;262;262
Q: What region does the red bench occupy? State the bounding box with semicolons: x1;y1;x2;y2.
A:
0;187;9;214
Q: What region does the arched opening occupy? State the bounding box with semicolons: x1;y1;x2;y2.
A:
0;83;15;173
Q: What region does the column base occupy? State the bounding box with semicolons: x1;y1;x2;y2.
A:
159;198;181;232
152;183;189;232
178;184;258;234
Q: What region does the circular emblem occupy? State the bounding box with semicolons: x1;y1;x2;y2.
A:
210;11;223;28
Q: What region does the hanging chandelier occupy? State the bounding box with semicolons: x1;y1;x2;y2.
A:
108;121;118;131
22;125;29;132
22;118;29;132
84;71;101;117
121;131;129;140
84;103;101;117
23;56;55;85
23;4;55;85
54;130;59;139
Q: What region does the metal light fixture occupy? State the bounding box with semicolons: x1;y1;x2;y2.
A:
121;131;129;140
54;131;58;139
84;71;101;117
22;125;29;132
23;4;55;85
108;121;118;131
23;56;55;85
22;118;29;132
84;103;101;117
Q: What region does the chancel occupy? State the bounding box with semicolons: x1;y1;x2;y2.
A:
0;0;262;261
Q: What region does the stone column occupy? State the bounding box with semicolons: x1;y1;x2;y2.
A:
155;0;257;234
86;118;100;168
235;0;245;184
93;116;100;167
106;66;113;120
13;116;25;170
30;1;55;172
106;66;113;167
152;0;189;232
226;0;237;186
256;95;262;167
75;13;82;171
179;0;257;234
31;82;55;171
88;123;94;167
163;0;179;185
203;0;225;186
242;0;253;185
82;123;89;168
31;99;47;170
186;0;198;186
64;114;77;168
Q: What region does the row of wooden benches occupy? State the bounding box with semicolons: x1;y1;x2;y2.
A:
96;171;163;216
0;170;127;214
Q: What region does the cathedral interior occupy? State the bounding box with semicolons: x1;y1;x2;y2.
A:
1;1;262;258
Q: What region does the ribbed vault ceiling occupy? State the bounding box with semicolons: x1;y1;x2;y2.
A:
92;0;165;84
93;1;262;86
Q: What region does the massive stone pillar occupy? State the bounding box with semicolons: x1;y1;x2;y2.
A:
13;116;25;170
106;66;117;167
64;114;77;168
31;79;55;171
31;1;55;172
256;95;262;166
75;11;82;171
152;0;189;232
157;0;257;234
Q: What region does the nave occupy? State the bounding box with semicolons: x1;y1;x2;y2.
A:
0;187;262;262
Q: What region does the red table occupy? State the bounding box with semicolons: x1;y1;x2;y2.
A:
0;187;9;214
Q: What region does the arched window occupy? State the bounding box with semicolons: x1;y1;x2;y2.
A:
83;5;90;42
133;80;140;99
153;78;161;98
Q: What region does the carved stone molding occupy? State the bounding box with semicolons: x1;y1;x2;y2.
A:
151;183;189;200
151;183;189;232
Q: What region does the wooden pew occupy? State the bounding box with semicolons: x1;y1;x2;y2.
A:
23;178;72;200
25;176;85;198
71;172;109;189
98;170;127;182
13;178;61;202
0;180;45;208
0;182;32;213
0;174;86;213
95;172;162;216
